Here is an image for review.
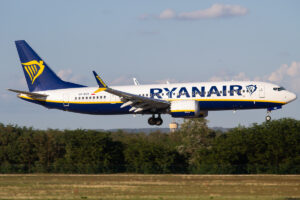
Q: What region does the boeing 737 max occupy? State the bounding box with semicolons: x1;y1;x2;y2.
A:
9;40;297;126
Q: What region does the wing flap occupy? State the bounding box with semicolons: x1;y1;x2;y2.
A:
106;87;170;111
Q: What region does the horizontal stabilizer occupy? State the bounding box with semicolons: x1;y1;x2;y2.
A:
8;89;48;98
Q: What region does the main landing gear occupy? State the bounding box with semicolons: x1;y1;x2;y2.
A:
148;114;163;126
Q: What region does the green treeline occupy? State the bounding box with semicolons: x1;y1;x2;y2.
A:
0;118;299;174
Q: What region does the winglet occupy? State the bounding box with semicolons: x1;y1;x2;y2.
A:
93;71;107;88
92;71;108;94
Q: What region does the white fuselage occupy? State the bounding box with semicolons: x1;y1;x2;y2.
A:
19;81;296;116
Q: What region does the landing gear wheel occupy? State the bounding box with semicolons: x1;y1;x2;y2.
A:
148;114;164;126
266;110;272;122
155;118;163;126
148;117;156;126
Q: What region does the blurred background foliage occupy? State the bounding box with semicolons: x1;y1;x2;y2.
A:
0;118;299;174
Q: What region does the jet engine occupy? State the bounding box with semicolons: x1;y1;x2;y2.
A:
170;100;208;118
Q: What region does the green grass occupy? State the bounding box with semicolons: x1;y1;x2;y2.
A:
0;174;299;200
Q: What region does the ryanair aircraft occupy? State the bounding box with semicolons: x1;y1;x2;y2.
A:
9;40;297;126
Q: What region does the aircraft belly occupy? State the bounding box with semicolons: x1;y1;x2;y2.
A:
46;102;129;115
198;100;283;111
21;97;284;115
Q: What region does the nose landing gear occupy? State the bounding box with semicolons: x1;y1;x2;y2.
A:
266;110;271;122
148;114;163;126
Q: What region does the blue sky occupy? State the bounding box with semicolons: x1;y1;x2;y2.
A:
1;0;299;129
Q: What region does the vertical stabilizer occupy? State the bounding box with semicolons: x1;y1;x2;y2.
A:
15;40;85;92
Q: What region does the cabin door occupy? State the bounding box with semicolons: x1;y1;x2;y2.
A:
259;86;265;98
63;94;69;107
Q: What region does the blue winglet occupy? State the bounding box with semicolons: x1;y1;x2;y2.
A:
93;71;107;88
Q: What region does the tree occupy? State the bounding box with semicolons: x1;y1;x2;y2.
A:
170;118;216;166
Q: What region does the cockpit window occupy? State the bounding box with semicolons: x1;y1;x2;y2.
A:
278;87;285;91
273;87;286;91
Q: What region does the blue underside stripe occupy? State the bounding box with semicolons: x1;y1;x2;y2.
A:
172;112;195;117
21;98;284;115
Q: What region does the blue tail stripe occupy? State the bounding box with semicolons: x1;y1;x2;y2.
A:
15;40;86;92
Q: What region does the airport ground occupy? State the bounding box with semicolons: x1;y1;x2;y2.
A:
0;174;299;200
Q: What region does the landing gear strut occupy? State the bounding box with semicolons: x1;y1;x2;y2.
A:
266;110;271;122
148;114;163;126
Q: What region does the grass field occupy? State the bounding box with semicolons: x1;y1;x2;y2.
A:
0;174;299;200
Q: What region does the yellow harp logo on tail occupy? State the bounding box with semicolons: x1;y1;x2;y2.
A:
22;60;45;84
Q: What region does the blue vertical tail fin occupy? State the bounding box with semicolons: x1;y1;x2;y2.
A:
15;40;85;92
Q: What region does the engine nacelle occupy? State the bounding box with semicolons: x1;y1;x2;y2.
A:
170;100;208;118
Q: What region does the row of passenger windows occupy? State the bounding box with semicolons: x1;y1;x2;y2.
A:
75;96;106;100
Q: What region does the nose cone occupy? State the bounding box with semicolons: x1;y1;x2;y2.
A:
286;92;297;103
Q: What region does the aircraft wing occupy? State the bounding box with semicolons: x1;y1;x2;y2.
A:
8;89;48;98
92;71;170;113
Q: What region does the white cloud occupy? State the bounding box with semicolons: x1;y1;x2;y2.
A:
208;61;300;93
158;8;176;19
233;72;250;81
110;75;134;85
267;62;300;82
266;61;300;92
57;69;72;80
268;64;289;82
57;69;85;83
140;4;248;21
287;61;300;77
178;4;248;20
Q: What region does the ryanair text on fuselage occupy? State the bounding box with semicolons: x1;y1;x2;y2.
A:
150;84;257;99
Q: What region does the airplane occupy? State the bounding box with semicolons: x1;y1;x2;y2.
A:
9;40;297;126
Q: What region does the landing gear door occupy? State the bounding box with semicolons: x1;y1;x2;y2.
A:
63;94;69;107
259;85;265;98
